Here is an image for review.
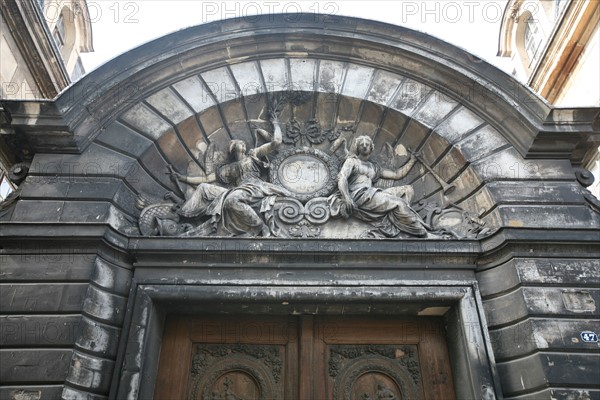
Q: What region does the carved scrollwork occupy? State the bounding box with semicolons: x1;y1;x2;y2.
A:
305;197;330;224
268;197;331;237
275;197;304;224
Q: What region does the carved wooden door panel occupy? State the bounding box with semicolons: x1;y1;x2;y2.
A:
155;315;298;399
155;316;455;400
309;316;455;400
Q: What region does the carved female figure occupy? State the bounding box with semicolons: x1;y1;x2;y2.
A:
172;117;291;237
331;135;429;238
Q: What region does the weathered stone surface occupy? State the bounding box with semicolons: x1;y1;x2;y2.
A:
0;386;64;400
0;284;87;313
65;179;121;201
19;179;70;199
542;353;600;387
0;254;94;282
290;58;317;92
456;125;508;162
119;103;170;140
489;318;600;361
434;106;484;144
501;388;600;400
472;147;575;181
65;351;115;393
62;386;108;400
530;319;600;351
74;317;121;358
0;349;71;383
341;64;375;100
523;287;599;315
413;91;458;128
488;319;537;360
95;121;153;159
81;285;127;326
317;60;345;95
482;288;529;328
486;181;585;204
516;258;600;286
478;258;600;298
59;202;110;223
496;354;548;397
497;205;598;229
549;389;600;400
90;257;132;295
0;316;81;347
146;87;194;125
172;75;215;113
477;259;521;299
483;287;599;328
11;201;64;222
389;78;431;115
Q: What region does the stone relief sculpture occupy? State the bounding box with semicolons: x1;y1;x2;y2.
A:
168;114;291;237
136;97;492;240
329;136;428;238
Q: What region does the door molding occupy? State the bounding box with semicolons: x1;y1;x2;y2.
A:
114;283;501;399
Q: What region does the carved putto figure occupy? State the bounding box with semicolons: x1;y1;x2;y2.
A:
170;115;291;237
329;135;429;238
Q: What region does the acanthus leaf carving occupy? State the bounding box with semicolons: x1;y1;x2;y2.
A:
288;220;321;238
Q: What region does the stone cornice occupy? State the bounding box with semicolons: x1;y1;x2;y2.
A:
2;223;599;264
0;0;70;99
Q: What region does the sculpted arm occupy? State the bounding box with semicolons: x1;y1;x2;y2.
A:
252;116;283;158
170;170;217;185
380;154;418;180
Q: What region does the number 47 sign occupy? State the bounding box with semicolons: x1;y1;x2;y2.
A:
580;331;599;343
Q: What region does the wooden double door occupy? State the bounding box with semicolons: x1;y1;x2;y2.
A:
155;315;455;399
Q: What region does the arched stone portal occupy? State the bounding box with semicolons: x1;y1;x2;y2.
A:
1;14;599;400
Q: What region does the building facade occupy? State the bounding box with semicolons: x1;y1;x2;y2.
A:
1;14;599;400
0;0;93;100
498;0;600;197
0;0;93;198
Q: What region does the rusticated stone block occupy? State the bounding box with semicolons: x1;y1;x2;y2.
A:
90;257;132;296
82;285;127;326
74;317;121;359
65;351;115;394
